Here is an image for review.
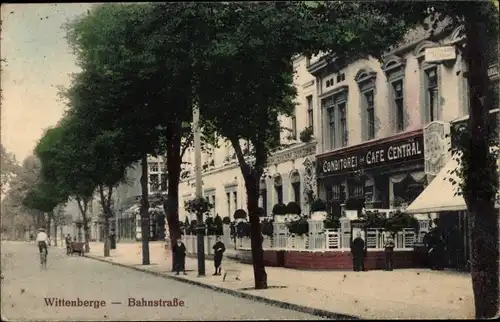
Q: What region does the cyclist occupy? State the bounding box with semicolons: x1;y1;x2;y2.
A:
35;228;49;258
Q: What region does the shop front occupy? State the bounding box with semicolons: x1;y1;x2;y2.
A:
406;114;499;271
316;130;426;217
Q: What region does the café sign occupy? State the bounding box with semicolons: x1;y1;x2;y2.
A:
317;133;424;177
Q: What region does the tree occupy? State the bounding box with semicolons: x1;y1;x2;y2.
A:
381;1;499;317
1;144;19;194
35;120;96;253
193;2;424;289
63;3;197;265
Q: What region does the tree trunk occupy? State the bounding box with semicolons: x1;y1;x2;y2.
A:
76;197;91;253
140;155;150;265
53;222;58;246
244;171;268;289
60;226;63;247
83;219;91;253
46;214;51;239
165;124;183;271
464;10;499;319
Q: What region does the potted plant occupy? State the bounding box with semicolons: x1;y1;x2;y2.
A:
213;214;223;236
310;199;327;220
286;216;309;236
233;209;247;222
299;126;314;143
222;216;231;225
286;201;301;215
261;219;274;237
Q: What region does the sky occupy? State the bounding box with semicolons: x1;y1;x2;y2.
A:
1;3;93;163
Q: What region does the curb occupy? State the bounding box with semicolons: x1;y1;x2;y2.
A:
84;254;359;320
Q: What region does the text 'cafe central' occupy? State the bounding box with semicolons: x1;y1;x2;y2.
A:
316;130;426;215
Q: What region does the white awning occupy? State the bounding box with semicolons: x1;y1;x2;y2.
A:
407;155;499;214
406;158;466;213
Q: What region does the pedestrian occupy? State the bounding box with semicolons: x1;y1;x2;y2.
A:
212;236;226;276
172;238;187;275
65;234;72;255
73;236;77;242
350;232;366;272
384;235;395;271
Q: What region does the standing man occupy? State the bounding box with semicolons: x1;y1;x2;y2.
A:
351;232;366;272
212;236;226;276
384;235;395;271
172;238;187;275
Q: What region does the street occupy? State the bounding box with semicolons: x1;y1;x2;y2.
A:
1;242;323;321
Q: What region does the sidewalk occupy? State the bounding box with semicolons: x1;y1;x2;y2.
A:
85;242;474;320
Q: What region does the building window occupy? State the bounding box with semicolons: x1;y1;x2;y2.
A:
274;175;283;204
364;91;375;140
392;80;405;131
291;109;297;139
306;96;313;128
322;88;348;150
337;73;345;83
425;67;439;122
328;108;336;150
291;172;301;204
233;191;238;211
259;179;267;216
149;174;159;193
339;102;348;147
211;195;216;216
160;174;167;191
148;162;159;173
226;192;231;217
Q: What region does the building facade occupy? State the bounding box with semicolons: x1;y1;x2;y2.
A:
178;56;319;221
308;22;489;217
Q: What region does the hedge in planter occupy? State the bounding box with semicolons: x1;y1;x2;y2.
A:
385;211;420;236
236;221;251;238
261;219;274;237
272;203;287;215
234;209;247;220
310;199;327;212
214;214;223;236
286;216;309;235
205;217;215;235
286;201;301;215
324;212;341;229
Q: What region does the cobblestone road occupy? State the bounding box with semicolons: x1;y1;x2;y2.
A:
1;242;323;321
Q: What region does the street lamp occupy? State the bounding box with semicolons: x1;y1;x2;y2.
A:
193;103;206;276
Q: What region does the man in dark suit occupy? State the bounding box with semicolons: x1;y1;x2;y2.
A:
351;232;366;272
173;238;187;275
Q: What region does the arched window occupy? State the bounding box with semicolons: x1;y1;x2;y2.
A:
290;171;301;204
274;175;283;204
259;178;267;216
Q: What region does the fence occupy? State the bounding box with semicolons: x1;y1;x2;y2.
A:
235;228;416;251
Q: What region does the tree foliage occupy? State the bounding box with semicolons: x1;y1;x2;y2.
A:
0;144;19;194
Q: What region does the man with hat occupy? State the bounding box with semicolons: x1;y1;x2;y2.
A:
35;227;49;256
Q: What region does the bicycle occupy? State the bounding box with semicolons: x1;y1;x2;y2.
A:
40;248;47;269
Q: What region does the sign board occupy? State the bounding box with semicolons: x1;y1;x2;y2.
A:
424;121;451;177
316;133;424;177
344;210;358;220
425;46;456;63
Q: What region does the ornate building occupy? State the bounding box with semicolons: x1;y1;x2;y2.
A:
178;55;319;221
